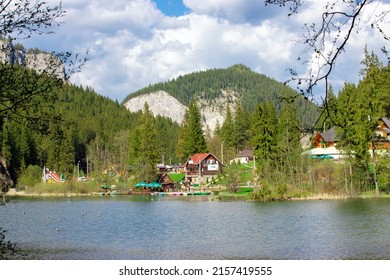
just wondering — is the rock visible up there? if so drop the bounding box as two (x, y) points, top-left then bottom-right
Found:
(0, 39), (65, 80)
(124, 90), (239, 135)
(124, 90), (187, 124)
(25, 53), (65, 80)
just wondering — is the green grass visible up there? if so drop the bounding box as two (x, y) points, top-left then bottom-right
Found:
(19, 180), (103, 195)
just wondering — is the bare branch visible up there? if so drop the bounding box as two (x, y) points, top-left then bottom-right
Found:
(0, 0), (64, 38)
(265, 0), (302, 15)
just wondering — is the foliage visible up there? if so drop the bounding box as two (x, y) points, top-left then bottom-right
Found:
(132, 103), (159, 182)
(224, 163), (241, 193)
(0, 227), (21, 260)
(176, 100), (207, 162)
(123, 64), (319, 128)
(251, 102), (278, 176)
(17, 164), (42, 188)
(376, 156), (390, 193)
(0, 66), (181, 185)
(233, 99), (251, 151)
(266, 0), (389, 101)
(276, 94), (302, 182)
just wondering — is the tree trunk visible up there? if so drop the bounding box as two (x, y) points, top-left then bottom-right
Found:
(0, 154), (14, 204)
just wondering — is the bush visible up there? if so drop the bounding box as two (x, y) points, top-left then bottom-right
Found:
(17, 165), (42, 188)
(0, 227), (22, 260)
(376, 156), (390, 193)
(251, 182), (272, 201)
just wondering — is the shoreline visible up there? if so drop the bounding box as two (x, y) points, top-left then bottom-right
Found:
(5, 189), (389, 201)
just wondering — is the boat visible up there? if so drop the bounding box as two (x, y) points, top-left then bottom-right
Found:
(187, 191), (211, 196)
(151, 191), (211, 196)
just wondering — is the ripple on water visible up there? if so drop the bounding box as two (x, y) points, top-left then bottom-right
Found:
(2, 197), (390, 259)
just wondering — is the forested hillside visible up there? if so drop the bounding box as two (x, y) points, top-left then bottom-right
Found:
(0, 64), (180, 184)
(123, 64), (320, 128)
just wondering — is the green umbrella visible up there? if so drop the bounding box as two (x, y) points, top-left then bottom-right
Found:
(319, 154), (333, 159)
(148, 182), (162, 188)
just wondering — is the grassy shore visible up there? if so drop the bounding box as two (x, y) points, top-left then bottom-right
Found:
(10, 180), (113, 196)
(7, 182), (390, 201)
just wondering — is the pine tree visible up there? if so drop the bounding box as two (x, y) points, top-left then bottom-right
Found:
(220, 103), (235, 161)
(176, 109), (190, 162)
(180, 100), (207, 160)
(276, 97), (302, 180)
(319, 85), (338, 130)
(128, 126), (141, 169)
(251, 102), (278, 177)
(336, 83), (370, 161)
(358, 49), (386, 195)
(59, 129), (75, 178)
(18, 124), (36, 173)
(221, 104), (235, 147)
(136, 103), (159, 182)
(233, 99), (251, 151)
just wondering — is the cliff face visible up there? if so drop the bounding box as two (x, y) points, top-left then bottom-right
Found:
(0, 39), (65, 80)
(125, 90), (188, 124)
(25, 53), (65, 80)
(124, 89), (239, 135)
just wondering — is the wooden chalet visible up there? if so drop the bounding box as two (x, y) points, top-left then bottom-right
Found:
(306, 118), (390, 159)
(313, 127), (339, 148)
(304, 127), (344, 159)
(185, 153), (223, 186)
(373, 117), (390, 150)
(159, 173), (186, 192)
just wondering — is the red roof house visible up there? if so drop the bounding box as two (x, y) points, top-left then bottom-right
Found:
(185, 153), (223, 187)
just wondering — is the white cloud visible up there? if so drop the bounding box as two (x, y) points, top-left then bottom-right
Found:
(19, 0), (390, 102)
(183, 0), (282, 23)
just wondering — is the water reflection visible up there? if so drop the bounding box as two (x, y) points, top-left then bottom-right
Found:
(1, 197), (390, 259)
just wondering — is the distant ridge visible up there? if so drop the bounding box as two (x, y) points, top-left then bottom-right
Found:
(123, 64), (319, 133)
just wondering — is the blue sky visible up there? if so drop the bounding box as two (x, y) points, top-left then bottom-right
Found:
(19, 0), (390, 102)
(153, 0), (189, 16)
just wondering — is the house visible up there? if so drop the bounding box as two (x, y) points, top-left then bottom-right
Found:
(159, 173), (186, 191)
(230, 149), (254, 164)
(185, 153), (223, 186)
(373, 117), (390, 150)
(312, 127), (339, 148)
(304, 127), (344, 160)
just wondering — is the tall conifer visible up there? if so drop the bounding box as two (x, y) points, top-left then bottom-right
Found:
(251, 102), (278, 176)
(179, 100), (207, 160)
(137, 103), (159, 182)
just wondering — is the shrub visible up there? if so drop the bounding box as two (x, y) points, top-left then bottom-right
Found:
(17, 165), (42, 188)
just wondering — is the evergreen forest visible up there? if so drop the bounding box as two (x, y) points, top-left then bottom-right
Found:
(123, 64), (320, 129)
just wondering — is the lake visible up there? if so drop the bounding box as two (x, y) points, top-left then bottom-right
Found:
(1, 195), (390, 259)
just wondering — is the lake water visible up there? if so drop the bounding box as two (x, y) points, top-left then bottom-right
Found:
(1, 195), (390, 260)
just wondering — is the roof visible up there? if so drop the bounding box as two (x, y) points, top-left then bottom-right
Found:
(168, 173), (185, 183)
(189, 153), (210, 165)
(380, 117), (390, 129)
(320, 127), (339, 142)
(237, 149), (253, 158)
(188, 153), (222, 165)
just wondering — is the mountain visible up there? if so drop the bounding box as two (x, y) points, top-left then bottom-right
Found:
(0, 37), (65, 80)
(123, 64), (319, 134)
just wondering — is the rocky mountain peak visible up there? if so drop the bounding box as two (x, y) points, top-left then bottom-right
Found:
(0, 38), (65, 80)
(124, 89), (239, 135)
